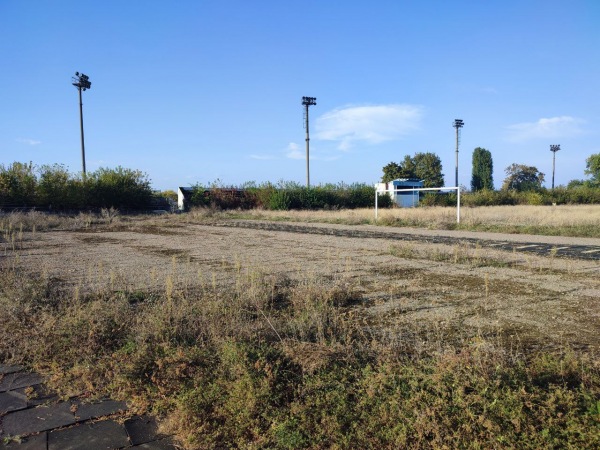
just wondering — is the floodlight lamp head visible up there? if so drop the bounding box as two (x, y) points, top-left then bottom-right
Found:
(72, 72), (91, 90)
(302, 96), (317, 106)
(550, 144), (560, 152)
(453, 119), (464, 128)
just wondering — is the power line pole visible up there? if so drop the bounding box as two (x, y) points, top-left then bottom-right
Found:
(72, 72), (92, 176)
(550, 144), (560, 190)
(453, 119), (464, 188)
(302, 96), (317, 187)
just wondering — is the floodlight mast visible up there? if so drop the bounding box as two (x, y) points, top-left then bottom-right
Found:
(72, 72), (92, 176)
(550, 144), (560, 190)
(302, 96), (317, 187)
(453, 119), (464, 188)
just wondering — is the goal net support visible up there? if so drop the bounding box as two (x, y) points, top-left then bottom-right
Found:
(375, 186), (461, 223)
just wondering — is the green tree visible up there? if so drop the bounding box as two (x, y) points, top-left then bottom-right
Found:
(412, 152), (444, 188)
(471, 147), (494, 191)
(381, 162), (403, 182)
(381, 152), (444, 188)
(501, 164), (545, 191)
(0, 161), (37, 206)
(584, 153), (600, 186)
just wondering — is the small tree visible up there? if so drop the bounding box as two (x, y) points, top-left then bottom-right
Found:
(471, 147), (494, 191)
(501, 164), (545, 191)
(584, 153), (600, 186)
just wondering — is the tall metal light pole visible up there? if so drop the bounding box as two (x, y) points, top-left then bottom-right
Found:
(550, 144), (560, 190)
(302, 96), (317, 187)
(453, 119), (464, 188)
(72, 72), (92, 176)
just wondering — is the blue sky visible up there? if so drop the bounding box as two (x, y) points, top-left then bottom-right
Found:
(1, 0), (599, 191)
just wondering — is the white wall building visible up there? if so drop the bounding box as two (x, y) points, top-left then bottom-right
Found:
(376, 178), (424, 207)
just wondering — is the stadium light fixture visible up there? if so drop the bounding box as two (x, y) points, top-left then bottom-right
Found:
(453, 119), (464, 188)
(550, 144), (560, 190)
(302, 97), (317, 187)
(72, 72), (92, 175)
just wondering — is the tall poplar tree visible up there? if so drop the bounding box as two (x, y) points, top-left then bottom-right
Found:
(471, 147), (494, 191)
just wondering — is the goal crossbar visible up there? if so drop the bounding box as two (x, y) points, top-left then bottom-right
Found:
(375, 186), (461, 223)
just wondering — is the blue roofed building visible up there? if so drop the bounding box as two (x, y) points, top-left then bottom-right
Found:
(376, 178), (424, 208)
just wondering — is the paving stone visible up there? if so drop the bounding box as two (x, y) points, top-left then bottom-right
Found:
(0, 390), (27, 414)
(0, 432), (47, 450)
(72, 399), (127, 421)
(1, 402), (76, 436)
(0, 373), (44, 393)
(124, 415), (162, 445)
(47, 420), (129, 450)
(22, 385), (60, 407)
(131, 437), (176, 449)
(0, 366), (24, 375)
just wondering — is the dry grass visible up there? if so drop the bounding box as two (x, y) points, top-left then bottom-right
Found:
(218, 203), (600, 227)
(3, 204), (599, 237)
(217, 204), (600, 237)
(2, 212), (600, 448)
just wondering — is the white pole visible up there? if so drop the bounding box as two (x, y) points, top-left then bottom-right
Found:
(457, 187), (461, 224)
(375, 188), (378, 221)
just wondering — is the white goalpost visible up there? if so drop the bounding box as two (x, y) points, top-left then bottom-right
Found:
(375, 186), (461, 223)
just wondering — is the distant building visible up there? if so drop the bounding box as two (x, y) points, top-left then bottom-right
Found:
(177, 187), (195, 211)
(177, 186), (247, 211)
(376, 178), (424, 207)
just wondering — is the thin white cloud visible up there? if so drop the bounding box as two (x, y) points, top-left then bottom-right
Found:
(285, 142), (304, 160)
(315, 104), (423, 150)
(16, 138), (41, 146)
(250, 154), (275, 160)
(506, 116), (585, 142)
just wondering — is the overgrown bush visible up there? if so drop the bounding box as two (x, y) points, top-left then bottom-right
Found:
(186, 182), (392, 211)
(0, 162), (154, 210)
(85, 167), (153, 209)
(461, 186), (600, 206)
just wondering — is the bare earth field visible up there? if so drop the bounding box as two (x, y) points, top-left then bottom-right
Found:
(14, 218), (600, 354)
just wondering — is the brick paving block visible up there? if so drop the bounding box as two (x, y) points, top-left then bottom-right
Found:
(124, 415), (163, 445)
(47, 420), (129, 450)
(0, 432), (47, 450)
(131, 436), (176, 449)
(1, 402), (76, 436)
(0, 365), (24, 375)
(0, 373), (44, 393)
(22, 385), (60, 407)
(72, 399), (127, 421)
(0, 390), (27, 414)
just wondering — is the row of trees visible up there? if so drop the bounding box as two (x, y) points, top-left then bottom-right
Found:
(0, 162), (154, 209)
(471, 147), (546, 192)
(381, 152), (444, 187)
(383, 149), (600, 193)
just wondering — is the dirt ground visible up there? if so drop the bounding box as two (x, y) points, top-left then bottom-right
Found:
(10, 218), (600, 353)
